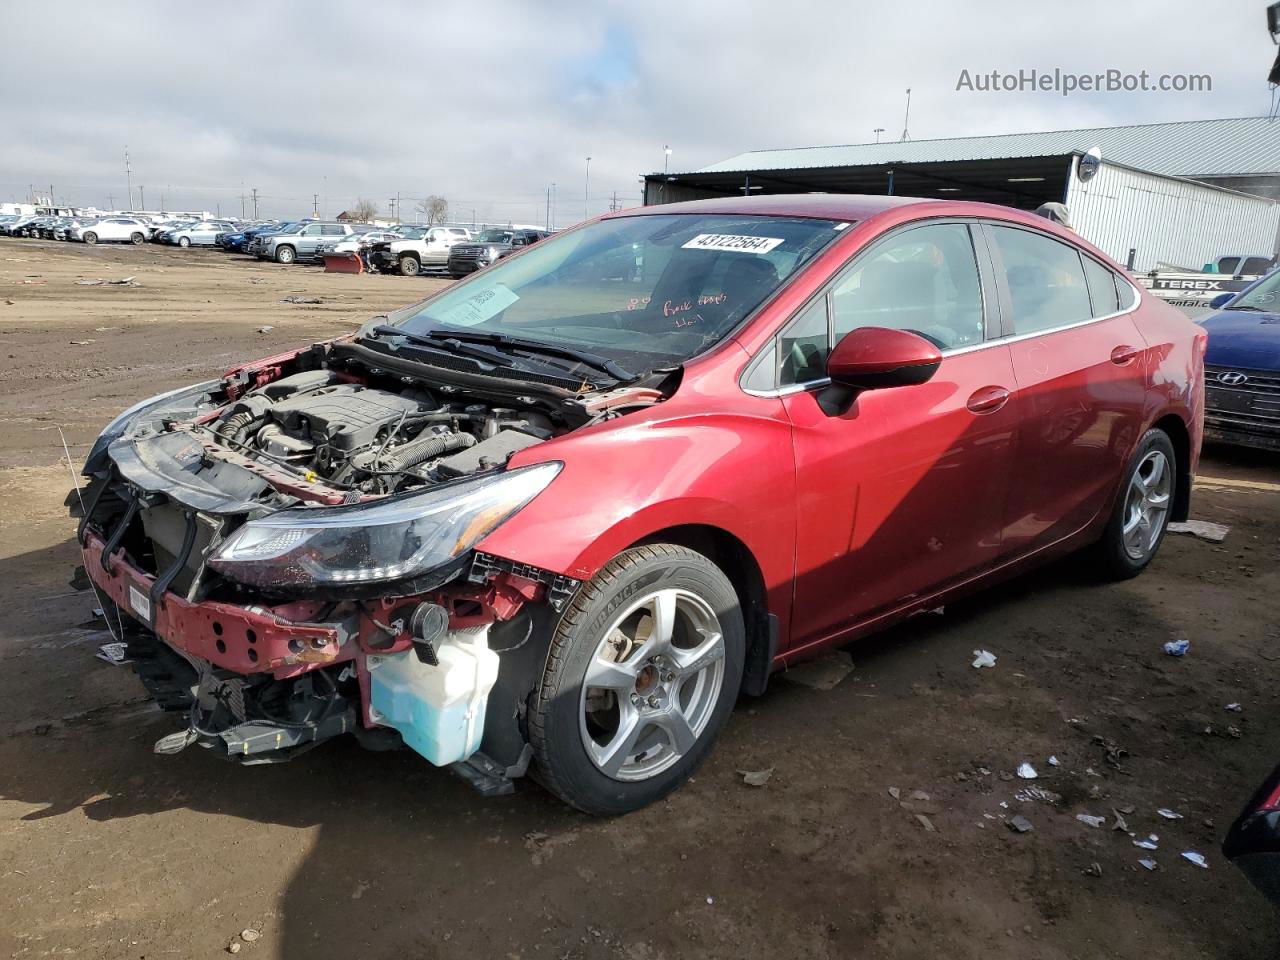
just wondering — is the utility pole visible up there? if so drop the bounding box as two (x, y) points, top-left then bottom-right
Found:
(313, 193), (319, 217)
(239, 191), (246, 219)
(900, 88), (912, 142)
(124, 145), (132, 210)
(874, 127), (885, 143)
(550, 182), (556, 230)
(106, 193), (114, 209)
(584, 156), (591, 221)
(545, 186), (551, 231)
(664, 145), (672, 174)
(49, 185), (55, 208)
(139, 185), (145, 209)
(610, 190), (619, 212)
(251, 188), (259, 220)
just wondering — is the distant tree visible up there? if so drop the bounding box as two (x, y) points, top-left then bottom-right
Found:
(417, 195), (449, 225)
(350, 198), (379, 222)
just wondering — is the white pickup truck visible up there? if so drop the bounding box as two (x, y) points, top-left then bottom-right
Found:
(1137, 254), (1277, 309)
(369, 226), (469, 276)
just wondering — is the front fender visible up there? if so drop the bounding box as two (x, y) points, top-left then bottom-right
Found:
(474, 403), (797, 630)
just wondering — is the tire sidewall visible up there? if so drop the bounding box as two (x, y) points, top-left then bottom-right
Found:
(177, 236), (189, 247)
(84, 232), (97, 244)
(535, 548), (745, 815)
(132, 233), (144, 244)
(1102, 427), (1177, 577)
(276, 245), (295, 264)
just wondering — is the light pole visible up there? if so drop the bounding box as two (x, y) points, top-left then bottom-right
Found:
(874, 128), (885, 143)
(664, 145), (672, 174)
(584, 156), (591, 221)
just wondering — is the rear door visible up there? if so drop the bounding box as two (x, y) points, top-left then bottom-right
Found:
(985, 223), (1148, 557)
(772, 220), (1021, 648)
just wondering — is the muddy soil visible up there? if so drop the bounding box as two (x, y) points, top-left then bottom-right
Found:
(1, 237), (1278, 960)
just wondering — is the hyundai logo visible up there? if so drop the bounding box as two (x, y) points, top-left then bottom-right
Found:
(1217, 371), (1249, 386)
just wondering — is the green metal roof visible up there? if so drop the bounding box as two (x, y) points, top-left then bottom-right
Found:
(694, 117), (1280, 179)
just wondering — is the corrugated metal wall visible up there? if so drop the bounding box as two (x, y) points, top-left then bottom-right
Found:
(1067, 158), (1280, 272)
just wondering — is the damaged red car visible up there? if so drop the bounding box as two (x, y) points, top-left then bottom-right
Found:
(72, 195), (1205, 814)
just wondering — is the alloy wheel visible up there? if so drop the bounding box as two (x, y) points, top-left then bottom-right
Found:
(579, 588), (726, 782)
(1121, 449), (1172, 561)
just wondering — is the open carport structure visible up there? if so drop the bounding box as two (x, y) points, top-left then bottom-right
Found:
(644, 117), (1280, 271)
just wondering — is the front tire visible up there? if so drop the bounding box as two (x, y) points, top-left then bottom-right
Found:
(177, 236), (190, 248)
(132, 232), (145, 245)
(84, 232), (98, 245)
(530, 544), (745, 815)
(1096, 427), (1176, 579)
(398, 254), (421, 276)
(275, 245), (296, 264)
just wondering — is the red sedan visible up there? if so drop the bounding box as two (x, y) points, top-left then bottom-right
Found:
(75, 194), (1204, 814)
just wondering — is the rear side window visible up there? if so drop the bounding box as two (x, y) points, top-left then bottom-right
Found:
(322, 224), (346, 236)
(1081, 255), (1120, 317)
(990, 226), (1091, 335)
(1116, 274), (1136, 310)
(1217, 257), (1241, 274)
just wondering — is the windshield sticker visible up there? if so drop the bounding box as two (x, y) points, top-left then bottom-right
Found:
(681, 234), (785, 255)
(436, 283), (520, 326)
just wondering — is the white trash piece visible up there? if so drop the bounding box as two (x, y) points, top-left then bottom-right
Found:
(367, 624), (499, 766)
(971, 649), (997, 669)
(1016, 762), (1038, 780)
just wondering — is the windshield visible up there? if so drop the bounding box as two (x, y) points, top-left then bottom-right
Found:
(1232, 269), (1280, 312)
(388, 213), (844, 368)
(475, 230), (514, 243)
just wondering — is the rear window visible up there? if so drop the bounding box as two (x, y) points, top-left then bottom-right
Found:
(1081, 255), (1120, 317)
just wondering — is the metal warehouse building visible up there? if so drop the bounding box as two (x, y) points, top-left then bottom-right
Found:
(643, 117), (1280, 272)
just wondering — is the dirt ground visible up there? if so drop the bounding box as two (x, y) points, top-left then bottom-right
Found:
(1, 237), (1278, 960)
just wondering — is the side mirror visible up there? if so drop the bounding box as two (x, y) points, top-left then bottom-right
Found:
(1208, 293), (1234, 310)
(819, 327), (942, 416)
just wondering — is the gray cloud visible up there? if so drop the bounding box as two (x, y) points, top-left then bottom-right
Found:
(0, 0), (1270, 223)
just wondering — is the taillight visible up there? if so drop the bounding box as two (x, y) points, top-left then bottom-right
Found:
(1259, 781), (1280, 812)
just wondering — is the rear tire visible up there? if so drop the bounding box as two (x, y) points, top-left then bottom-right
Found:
(1096, 427), (1176, 580)
(275, 245), (296, 264)
(529, 544), (745, 815)
(398, 254), (421, 276)
(84, 232), (98, 245)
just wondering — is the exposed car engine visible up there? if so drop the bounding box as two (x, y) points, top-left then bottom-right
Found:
(204, 370), (556, 495)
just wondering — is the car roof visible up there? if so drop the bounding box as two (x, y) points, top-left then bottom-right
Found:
(608, 193), (1066, 227)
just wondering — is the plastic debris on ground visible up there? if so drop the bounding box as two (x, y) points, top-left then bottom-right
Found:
(1156, 808), (1183, 820)
(1163, 638), (1190, 657)
(280, 295), (322, 304)
(739, 768), (773, 787)
(1134, 835), (1159, 850)
(888, 786), (901, 800)
(1167, 520), (1229, 543)
(1075, 813), (1106, 828)
(1015, 786), (1061, 805)
(781, 651), (854, 691)
(1016, 762), (1038, 780)
(1047, 755), (1060, 766)
(1138, 858), (1158, 871)
(914, 814), (936, 832)
(1008, 815), (1033, 833)
(1181, 851), (1209, 869)
(1111, 810), (1129, 832)
(1083, 862), (1103, 877)
(95, 642), (131, 666)
(1226, 703), (1243, 712)
(971, 649), (997, 669)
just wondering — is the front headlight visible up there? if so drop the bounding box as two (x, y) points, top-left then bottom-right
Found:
(83, 379), (223, 474)
(208, 461), (561, 589)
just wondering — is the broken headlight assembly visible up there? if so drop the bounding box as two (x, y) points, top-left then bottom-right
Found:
(208, 461), (561, 588)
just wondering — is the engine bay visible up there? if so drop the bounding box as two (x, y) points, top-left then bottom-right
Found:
(204, 369), (556, 496)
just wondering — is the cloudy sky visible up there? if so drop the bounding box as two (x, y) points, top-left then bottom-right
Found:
(0, 0), (1273, 225)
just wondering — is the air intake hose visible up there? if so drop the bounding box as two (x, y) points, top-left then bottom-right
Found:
(363, 431), (476, 474)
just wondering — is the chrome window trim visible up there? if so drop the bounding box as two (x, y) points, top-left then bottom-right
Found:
(740, 245), (1143, 399)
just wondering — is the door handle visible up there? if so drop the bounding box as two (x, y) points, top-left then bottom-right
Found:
(966, 385), (1011, 414)
(1110, 345), (1139, 365)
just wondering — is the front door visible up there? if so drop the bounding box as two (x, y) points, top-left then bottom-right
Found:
(780, 221), (1020, 649)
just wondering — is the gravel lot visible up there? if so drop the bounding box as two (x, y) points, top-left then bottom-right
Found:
(1, 238), (1278, 960)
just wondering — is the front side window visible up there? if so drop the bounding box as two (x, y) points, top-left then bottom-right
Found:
(989, 226), (1091, 335)
(831, 223), (984, 351)
(387, 214), (843, 369)
(1242, 257), (1274, 276)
